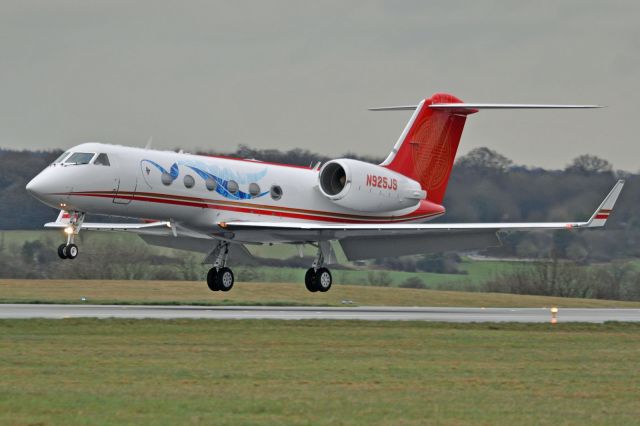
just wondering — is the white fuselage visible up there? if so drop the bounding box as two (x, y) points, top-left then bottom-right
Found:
(27, 143), (442, 236)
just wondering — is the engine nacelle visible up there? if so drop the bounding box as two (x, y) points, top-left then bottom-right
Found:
(317, 159), (426, 212)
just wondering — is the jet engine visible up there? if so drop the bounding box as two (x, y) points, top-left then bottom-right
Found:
(317, 159), (426, 212)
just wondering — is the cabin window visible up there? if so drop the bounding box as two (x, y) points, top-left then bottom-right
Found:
(270, 185), (283, 200)
(249, 183), (261, 197)
(227, 180), (239, 194)
(161, 172), (173, 186)
(94, 153), (110, 166)
(184, 174), (195, 188)
(64, 152), (95, 165)
(205, 177), (217, 191)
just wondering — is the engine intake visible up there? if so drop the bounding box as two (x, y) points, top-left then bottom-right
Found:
(318, 159), (425, 212)
(319, 162), (347, 196)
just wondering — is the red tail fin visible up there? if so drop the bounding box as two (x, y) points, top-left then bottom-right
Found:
(382, 93), (474, 205)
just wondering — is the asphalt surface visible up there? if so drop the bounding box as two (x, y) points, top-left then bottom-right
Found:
(1, 304), (640, 322)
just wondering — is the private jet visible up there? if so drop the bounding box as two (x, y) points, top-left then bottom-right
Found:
(26, 93), (623, 293)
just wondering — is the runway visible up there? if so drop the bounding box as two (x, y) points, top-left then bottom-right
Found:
(1, 304), (640, 322)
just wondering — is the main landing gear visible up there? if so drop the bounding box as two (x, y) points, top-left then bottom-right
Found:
(304, 244), (333, 293)
(203, 241), (333, 294)
(206, 241), (235, 292)
(57, 212), (84, 260)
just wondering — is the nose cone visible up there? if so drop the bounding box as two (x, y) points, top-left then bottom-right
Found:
(26, 176), (40, 195)
(26, 171), (58, 207)
(26, 174), (43, 196)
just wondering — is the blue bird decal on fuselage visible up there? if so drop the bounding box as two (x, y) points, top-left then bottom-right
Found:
(140, 159), (269, 200)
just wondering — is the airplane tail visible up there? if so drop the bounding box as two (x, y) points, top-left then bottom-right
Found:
(380, 93), (472, 205)
(377, 93), (602, 205)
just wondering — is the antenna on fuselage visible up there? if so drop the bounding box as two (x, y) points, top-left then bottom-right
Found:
(144, 137), (153, 149)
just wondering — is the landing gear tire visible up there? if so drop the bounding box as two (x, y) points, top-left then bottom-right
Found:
(217, 267), (234, 292)
(57, 244), (68, 260)
(205, 242), (234, 293)
(66, 244), (78, 259)
(57, 244), (78, 260)
(305, 268), (318, 292)
(304, 267), (332, 292)
(207, 267), (234, 292)
(207, 268), (220, 291)
(315, 267), (332, 293)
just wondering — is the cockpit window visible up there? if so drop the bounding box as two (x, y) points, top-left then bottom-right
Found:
(94, 153), (110, 166)
(53, 151), (70, 164)
(64, 152), (95, 165)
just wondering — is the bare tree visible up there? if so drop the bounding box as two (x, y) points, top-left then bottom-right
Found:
(565, 154), (613, 174)
(455, 147), (513, 171)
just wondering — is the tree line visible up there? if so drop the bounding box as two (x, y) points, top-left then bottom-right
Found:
(1, 146), (638, 262)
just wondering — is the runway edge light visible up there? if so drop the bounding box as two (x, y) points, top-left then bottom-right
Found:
(550, 306), (559, 324)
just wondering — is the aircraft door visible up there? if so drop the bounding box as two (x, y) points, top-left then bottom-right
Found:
(113, 177), (137, 204)
(112, 154), (138, 204)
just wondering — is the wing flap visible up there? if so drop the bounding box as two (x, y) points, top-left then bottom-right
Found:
(138, 235), (257, 264)
(340, 231), (500, 261)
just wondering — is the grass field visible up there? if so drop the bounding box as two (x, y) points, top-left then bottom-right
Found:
(1, 319), (639, 425)
(2, 279), (640, 308)
(234, 260), (516, 289)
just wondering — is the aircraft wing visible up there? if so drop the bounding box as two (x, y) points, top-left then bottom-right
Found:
(45, 220), (172, 233)
(220, 180), (624, 260)
(45, 222), (172, 232)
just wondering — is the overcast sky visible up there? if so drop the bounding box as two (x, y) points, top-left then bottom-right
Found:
(1, 1), (638, 170)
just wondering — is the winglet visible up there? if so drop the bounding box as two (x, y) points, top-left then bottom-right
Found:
(586, 180), (625, 227)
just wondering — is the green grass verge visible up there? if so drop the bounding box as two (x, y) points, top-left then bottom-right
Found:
(1, 319), (639, 425)
(0, 298), (326, 307)
(221, 258), (546, 289)
(2, 279), (640, 308)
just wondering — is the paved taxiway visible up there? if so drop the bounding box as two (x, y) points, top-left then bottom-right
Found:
(1, 304), (640, 322)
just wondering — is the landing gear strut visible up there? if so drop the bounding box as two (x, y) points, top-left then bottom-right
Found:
(305, 243), (333, 293)
(57, 212), (84, 260)
(206, 241), (235, 292)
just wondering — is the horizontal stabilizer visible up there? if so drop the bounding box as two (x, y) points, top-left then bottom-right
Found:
(369, 104), (603, 111)
(431, 103), (603, 109)
(368, 105), (419, 111)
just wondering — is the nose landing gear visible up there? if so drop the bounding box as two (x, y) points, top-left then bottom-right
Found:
(57, 212), (84, 260)
(57, 243), (79, 260)
(206, 241), (235, 292)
